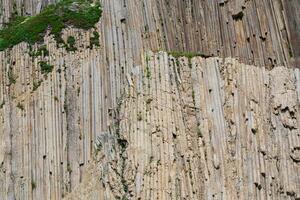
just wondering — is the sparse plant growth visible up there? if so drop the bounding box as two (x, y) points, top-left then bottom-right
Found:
(31, 180), (36, 190)
(0, 101), (5, 108)
(197, 128), (202, 138)
(0, 0), (102, 51)
(145, 65), (151, 79)
(65, 36), (77, 52)
(77, 87), (80, 96)
(94, 136), (102, 153)
(17, 102), (24, 111)
(145, 54), (150, 63)
(63, 103), (68, 115)
(33, 80), (43, 91)
(232, 11), (244, 21)
(89, 31), (100, 49)
(117, 139), (128, 149)
(39, 61), (54, 74)
(146, 98), (153, 104)
(8, 71), (17, 85)
(192, 90), (195, 103)
(289, 46), (294, 58)
(54, 96), (59, 101)
(168, 51), (211, 59)
(137, 112), (142, 121)
(67, 163), (72, 173)
(29, 45), (49, 57)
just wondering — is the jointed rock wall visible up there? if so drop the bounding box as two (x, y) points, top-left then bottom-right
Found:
(0, 0), (299, 199)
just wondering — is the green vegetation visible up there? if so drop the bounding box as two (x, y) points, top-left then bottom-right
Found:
(29, 45), (49, 57)
(67, 163), (72, 173)
(168, 51), (211, 59)
(54, 96), (59, 101)
(137, 112), (143, 121)
(39, 61), (53, 74)
(0, 101), (5, 109)
(31, 180), (37, 190)
(33, 80), (43, 91)
(89, 31), (100, 49)
(17, 102), (24, 110)
(65, 36), (77, 51)
(197, 128), (202, 138)
(169, 51), (212, 71)
(8, 71), (17, 85)
(0, 0), (102, 51)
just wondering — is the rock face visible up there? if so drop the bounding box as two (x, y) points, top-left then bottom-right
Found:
(0, 0), (299, 200)
(64, 53), (300, 200)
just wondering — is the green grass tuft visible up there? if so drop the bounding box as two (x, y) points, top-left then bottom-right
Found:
(39, 61), (54, 74)
(0, 0), (102, 51)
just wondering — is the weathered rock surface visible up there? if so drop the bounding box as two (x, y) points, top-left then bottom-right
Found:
(1, 0), (300, 67)
(0, 0), (299, 199)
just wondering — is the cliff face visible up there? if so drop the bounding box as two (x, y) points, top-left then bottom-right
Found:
(0, 0), (299, 200)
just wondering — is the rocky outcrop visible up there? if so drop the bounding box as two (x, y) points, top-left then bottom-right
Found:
(0, 0), (299, 199)
(65, 52), (300, 199)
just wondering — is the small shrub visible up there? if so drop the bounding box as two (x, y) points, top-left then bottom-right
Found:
(89, 31), (100, 49)
(39, 61), (53, 74)
(66, 36), (77, 52)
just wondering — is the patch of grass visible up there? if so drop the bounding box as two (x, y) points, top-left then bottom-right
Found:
(89, 31), (100, 49)
(39, 61), (53, 74)
(0, 0), (102, 51)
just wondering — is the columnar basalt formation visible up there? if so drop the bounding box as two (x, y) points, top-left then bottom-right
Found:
(0, 0), (299, 200)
